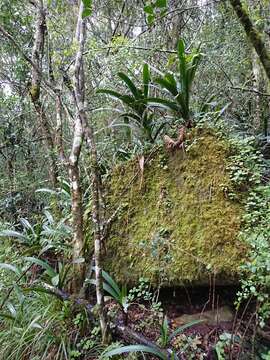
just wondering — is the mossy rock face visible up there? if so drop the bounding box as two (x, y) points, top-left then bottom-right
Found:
(105, 128), (247, 286)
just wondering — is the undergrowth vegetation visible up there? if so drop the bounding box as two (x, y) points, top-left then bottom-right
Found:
(0, 0), (270, 358)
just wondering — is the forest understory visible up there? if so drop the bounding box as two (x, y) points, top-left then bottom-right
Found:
(0, 0), (270, 359)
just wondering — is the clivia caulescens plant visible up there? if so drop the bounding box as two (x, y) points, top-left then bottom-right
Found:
(97, 39), (203, 147)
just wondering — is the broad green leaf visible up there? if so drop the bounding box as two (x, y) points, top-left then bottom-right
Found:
(82, 8), (91, 18)
(103, 283), (120, 301)
(155, 0), (167, 8)
(169, 319), (204, 341)
(146, 97), (179, 112)
(44, 210), (54, 225)
(24, 257), (57, 278)
(118, 72), (140, 99)
(82, 0), (92, 18)
(0, 230), (28, 242)
(96, 89), (134, 105)
(20, 218), (33, 232)
(6, 302), (17, 318)
(89, 279), (120, 301)
(102, 345), (168, 360)
(14, 284), (25, 304)
(155, 77), (178, 96)
(147, 14), (155, 25)
(29, 316), (43, 329)
(0, 263), (22, 276)
(102, 270), (121, 295)
(143, 5), (154, 14)
(143, 64), (150, 98)
(120, 112), (142, 123)
(82, 0), (91, 6)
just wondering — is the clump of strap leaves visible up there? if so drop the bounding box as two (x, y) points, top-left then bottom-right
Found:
(97, 39), (203, 149)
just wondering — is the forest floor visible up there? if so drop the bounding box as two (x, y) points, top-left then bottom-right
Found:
(103, 285), (268, 360)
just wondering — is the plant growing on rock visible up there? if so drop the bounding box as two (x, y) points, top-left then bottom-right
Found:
(148, 39), (202, 126)
(147, 39), (203, 150)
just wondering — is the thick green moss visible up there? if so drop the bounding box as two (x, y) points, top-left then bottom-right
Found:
(104, 128), (247, 286)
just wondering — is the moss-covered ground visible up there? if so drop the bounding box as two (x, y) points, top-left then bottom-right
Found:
(104, 127), (247, 286)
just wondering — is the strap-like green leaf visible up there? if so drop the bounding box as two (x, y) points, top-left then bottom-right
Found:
(169, 319), (204, 341)
(118, 72), (141, 99)
(0, 230), (28, 242)
(143, 63), (150, 98)
(0, 263), (22, 277)
(24, 257), (57, 278)
(155, 77), (178, 97)
(97, 89), (135, 108)
(102, 345), (168, 360)
(147, 97), (180, 112)
(102, 270), (121, 295)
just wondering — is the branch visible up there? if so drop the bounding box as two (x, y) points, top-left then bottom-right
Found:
(0, 24), (54, 92)
(107, 0), (127, 55)
(230, 85), (270, 97)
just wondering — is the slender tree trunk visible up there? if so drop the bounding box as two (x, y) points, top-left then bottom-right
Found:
(229, 0), (270, 80)
(30, 0), (59, 188)
(252, 48), (264, 133)
(84, 125), (109, 344)
(71, 1), (109, 342)
(69, 2), (86, 293)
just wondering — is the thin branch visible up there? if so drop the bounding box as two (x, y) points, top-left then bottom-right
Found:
(230, 86), (270, 97)
(107, 0), (126, 55)
(0, 24), (55, 92)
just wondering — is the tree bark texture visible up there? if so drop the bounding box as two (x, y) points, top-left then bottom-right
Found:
(229, 0), (270, 80)
(75, 2), (108, 342)
(30, 0), (59, 188)
(69, 1), (86, 293)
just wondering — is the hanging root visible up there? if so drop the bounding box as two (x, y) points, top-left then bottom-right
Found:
(164, 126), (186, 151)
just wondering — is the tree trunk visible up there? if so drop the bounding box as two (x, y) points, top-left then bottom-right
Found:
(84, 124), (109, 344)
(69, 2), (87, 293)
(71, 1), (109, 342)
(252, 48), (264, 133)
(30, 0), (59, 188)
(229, 0), (270, 80)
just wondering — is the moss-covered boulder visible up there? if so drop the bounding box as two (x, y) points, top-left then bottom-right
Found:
(105, 128), (247, 286)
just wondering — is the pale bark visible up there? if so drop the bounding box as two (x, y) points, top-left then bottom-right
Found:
(69, 2), (86, 293)
(252, 48), (264, 133)
(71, 1), (108, 342)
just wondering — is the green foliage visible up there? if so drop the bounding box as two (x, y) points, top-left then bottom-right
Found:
(25, 256), (71, 288)
(101, 344), (174, 360)
(90, 270), (129, 313)
(82, 0), (92, 18)
(226, 137), (263, 197)
(102, 270), (129, 313)
(0, 291), (72, 360)
(214, 332), (240, 360)
(143, 0), (168, 25)
(236, 184), (270, 327)
(171, 333), (205, 359)
(148, 39), (203, 123)
(97, 64), (164, 143)
(158, 316), (202, 348)
(128, 277), (153, 302)
(0, 210), (72, 255)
